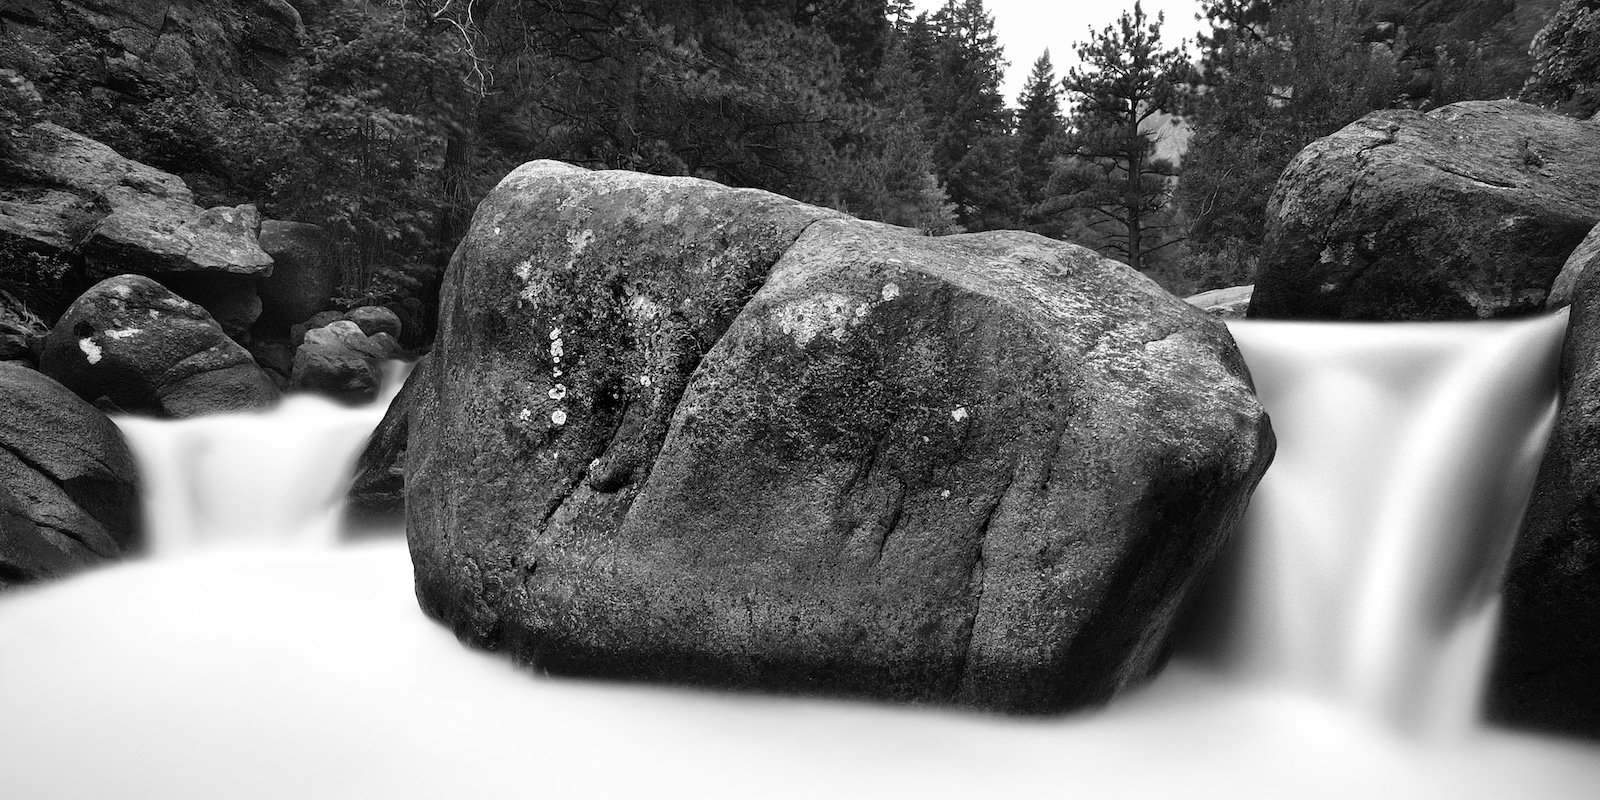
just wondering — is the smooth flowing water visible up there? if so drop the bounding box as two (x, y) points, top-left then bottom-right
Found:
(2, 317), (1599, 799)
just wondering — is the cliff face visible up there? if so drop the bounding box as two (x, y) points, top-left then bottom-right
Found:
(1, 0), (305, 99)
(0, 0), (307, 204)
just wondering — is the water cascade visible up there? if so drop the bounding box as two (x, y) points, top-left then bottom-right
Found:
(2, 318), (1599, 799)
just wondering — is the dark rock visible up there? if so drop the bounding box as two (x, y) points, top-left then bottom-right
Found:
(39, 274), (279, 417)
(347, 355), (433, 530)
(344, 305), (401, 339)
(0, 361), (141, 588)
(406, 161), (1274, 713)
(245, 337), (294, 390)
(1249, 100), (1600, 321)
(1547, 221), (1600, 309)
(289, 320), (403, 405)
(255, 219), (336, 336)
(157, 271), (263, 339)
(1186, 285), (1254, 319)
(1489, 266), (1600, 740)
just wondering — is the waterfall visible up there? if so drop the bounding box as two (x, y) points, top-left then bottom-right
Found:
(1189, 312), (1565, 735)
(111, 363), (411, 555)
(2, 317), (1599, 799)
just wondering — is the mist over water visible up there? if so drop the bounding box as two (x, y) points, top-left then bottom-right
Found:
(3, 320), (1600, 798)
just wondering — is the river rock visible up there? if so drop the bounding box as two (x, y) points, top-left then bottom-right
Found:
(1489, 266), (1600, 739)
(344, 305), (402, 339)
(406, 161), (1275, 713)
(256, 220), (336, 335)
(1186, 285), (1254, 319)
(347, 355), (433, 529)
(289, 320), (403, 404)
(39, 274), (279, 417)
(1249, 100), (1600, 321)
(0, 361), (141, 588)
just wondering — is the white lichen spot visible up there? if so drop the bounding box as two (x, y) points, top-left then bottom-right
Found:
(639, 375), (652, 387)
(494, 226), (503, 236)
(553, 368), (563, 378)
(550, 338), (565, 358)
(775, 293), (870, 347)
(880, 282), (901, 302)
(147, 309), (159, 319)
(951, 406), (969, 422)
(551, 409), (568, 426)
(78, 338), (102, 364)
(940, 489), (951, 499)
(111, 283), (133, 299)
(548, 384), (568, 401)
(104, 328), (142, 340)
(565, 228), (595, 269)
(549, 327), (562, 341)
(517, 408), (533, 422)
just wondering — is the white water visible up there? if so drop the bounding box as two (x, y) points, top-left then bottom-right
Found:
(2, 319), (1599, 799)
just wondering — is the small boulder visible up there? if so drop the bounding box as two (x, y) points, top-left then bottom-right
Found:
(344, 305), (401, 339)
(289, 320), (404, 405)
(0, 361), (142, 588)
(1186, 285), (1254, 319)
(1250, 100), (1600, 320)
(290, 310), (345, 346)
(39, 274), (279, 417)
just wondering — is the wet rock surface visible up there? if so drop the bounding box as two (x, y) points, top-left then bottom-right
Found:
(1249, 100), (1600, 321)
(39, 274), (279, 417)
(406, 161), (1274, 713)
(1490, 267), (1600, 740)
(0, 361), (141, 588)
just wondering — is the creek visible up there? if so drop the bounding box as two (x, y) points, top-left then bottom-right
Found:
(1, 315), (1598, 798)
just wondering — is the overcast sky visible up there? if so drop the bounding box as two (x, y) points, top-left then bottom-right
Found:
(909, 0), (1208, 104)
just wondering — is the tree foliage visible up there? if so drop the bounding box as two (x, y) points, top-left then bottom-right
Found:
(1058, 2), (1188, 273)
(1522, 0), (1600, 117)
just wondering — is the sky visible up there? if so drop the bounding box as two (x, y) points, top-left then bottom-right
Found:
(909, 0), (1209, 104)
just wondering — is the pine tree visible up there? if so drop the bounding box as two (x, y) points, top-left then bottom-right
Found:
(1522, 0), (1600, 117)
(1013, 50), (1066, 235)
(915, 0), (1012, 230)
(1059, 2), (1188, 273)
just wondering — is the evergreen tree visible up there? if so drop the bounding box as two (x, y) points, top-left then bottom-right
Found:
(1014, 50), (1067, 235)
(1059, 2), (1188, 273)
(915, 0), (1012, 230)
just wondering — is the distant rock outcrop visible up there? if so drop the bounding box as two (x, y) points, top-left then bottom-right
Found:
(1249, 100), (1600, 321)
(405, 161), (1274, 713)
(0, 361), (141, 588)
(1186, 285), (1254, 319)
(39, 274), (278, 417)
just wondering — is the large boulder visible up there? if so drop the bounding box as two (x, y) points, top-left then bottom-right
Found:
(39, 274), (279, 417)
(0, 123), (274, 321)
(1249, 100), (1600, 321)
(406, 161), (1275, 713)
(1489, 266), (1600, 739)
(0, 361), (141, 588)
